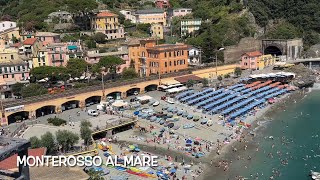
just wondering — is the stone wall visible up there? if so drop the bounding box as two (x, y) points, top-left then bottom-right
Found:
(224, 37), (261, 63)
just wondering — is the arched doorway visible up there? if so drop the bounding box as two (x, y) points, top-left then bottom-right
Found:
(61, 100), (80, 111)
(126, 88), (140, 96)
(264, 46), (282, 56)
(85, 96), (101, 106)
(35, 106), (56, 118)
(106, 91), (122, 100)
(144, 84), (158, 92)
(7, 111), (29, 124)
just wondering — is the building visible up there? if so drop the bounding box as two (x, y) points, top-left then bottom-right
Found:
(240, 51), (263, 70)
(91, 11), (125, 40)
(172, 8), (192, 17)
(35, 32), (61, 45)
(119, 10), (136, 23)
(134, 9), (167, 26)
(33, 42), (83, 67)
(85, 47), (129, 73)
(0, 26), (20, 49)
(128, 39), (189, 76)
(45, 11), (73, 23)
(0, 21), (16, 32)
(259, 54), (275, 69)
(188, 47), (201, 65)
(150, 23), (163, 39)
(155, 0), (170, 9)
(19, 38), (42, 59)
(180, 19), (201, 37)
(0, 58), (30, 99)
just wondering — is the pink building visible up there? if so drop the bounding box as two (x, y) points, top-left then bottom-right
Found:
(0, 60), (29, 99)
(47, 43), (68, 67)
(155, 0), (170, 9)
(35, 32), (61, 45)
(85, 49), (130, 73)
(240, 51), (262, 70)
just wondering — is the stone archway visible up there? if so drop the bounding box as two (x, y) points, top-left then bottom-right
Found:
(106, 91), (122, 100)
(264, 46), (283, 56)
(85, 96), (101, 106)
(7, 111), (29, 124)
(126, 88), (140, 96)
(61, 100), (80, 111)
(35, 105), (56, 118)
(144, 84), (158, 92)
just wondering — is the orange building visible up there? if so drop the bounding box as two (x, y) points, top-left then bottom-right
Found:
(128, 39), (189, 77)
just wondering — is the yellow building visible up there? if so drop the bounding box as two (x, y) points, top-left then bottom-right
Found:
(135, 9), (167, 26)
(0, 48), (20, 61)
(259, 54), (275, 70)
(91, 11), (125, 40)
(0, 27), (20, 49)
(150, 23), (163, 39)
(32, 47), (49, 67)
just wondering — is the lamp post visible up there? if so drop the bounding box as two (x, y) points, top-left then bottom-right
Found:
(101, 67), (106, 100)
(215, 48), (225, 77)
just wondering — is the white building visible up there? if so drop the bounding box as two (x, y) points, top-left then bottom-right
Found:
(180, 19), (201, 37)
(188, 47), (201, 65)
(0, 21), (17, 32)
(120, 10), (137, 23)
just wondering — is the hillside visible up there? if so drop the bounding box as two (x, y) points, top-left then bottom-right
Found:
(0, 0), (319, 60)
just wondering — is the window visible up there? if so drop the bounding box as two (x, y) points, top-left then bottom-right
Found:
(174, 61), (176, 66)
(164, 52), (167, 57)
(182, 50), (184, 55)
(12, 74), (14, 78)
(169, 52), (171, 57)
(10, 55), (13, 60)
(251, 62), (255, 65)
(60, 54), (62, 60)
(3, 75), (8, 78)
(169, 61), (172, 66)
(165, 62), (167, 67)
(22, 73), (24, 77)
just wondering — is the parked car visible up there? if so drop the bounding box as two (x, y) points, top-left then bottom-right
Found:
(134, 91), (139, 96)
(88, 109), (99, 116)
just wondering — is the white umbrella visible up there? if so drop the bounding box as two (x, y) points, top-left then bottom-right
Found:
(80, 76), (85, 80)
(69, 77), (74, 81)
(38, 79), (46, 82)
(85, 76), (89, 79)
(74, 77), (79, 80)
(44, 77), (49, 81)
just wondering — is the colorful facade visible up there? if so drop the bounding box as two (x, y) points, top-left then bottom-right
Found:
(35, 32), (61, 45)
(91, 11), (125, 40)
(85, 48), (130, 73)
(128, 39), (189, 77)
(0, 27), (20, 49)
(240, 51), (263, 70)
(155, 0), (170, 9)
(150, 23), (164, 39)
(134, 9), (167, 26)
(172, 8), (192, 17)
(180, 19), (201, 37)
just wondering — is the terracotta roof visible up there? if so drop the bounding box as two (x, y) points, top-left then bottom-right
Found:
(0, 148), (46, 170)
(11, 42), (21, 48)
(174, 75), (202, 83)
(243, 51), (262, 57)
(23, 38), (38, 45)
(96, 12), (118, 17)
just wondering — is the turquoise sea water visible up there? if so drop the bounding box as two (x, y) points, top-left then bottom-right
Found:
(212, 90), (320, 180)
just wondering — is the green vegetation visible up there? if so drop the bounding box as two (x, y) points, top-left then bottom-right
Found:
(20, 84), (47, 98)
(56, 130), (79, 153)
(66, 58), (89, 78)
(122, 68), (139, 80)
(11, 82), (24, 96)
(47, 117), (67, 126)
(217, 75), (223, 81)
(80, 120), (93, 148)
(202, 78), (209, 87)
(94, 56), (124, 74)
(186, 80), (195, 88)
(234, 67), (242, 77)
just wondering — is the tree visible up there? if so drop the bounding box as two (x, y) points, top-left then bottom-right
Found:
(30, 136), (42, 149)
(136, 23), (151, 33)
(202, 78), (209, 87)
(224, 73), (231, 78)
(30, 66), (68, 82)
(80, 120), (93, 148)
(217, 75), (223, 81)
(92, 33), (106, 44)
(186, 80), (195, 88)
(234, 67), (242, 77)
(122, 68), (138, 79)
(95, 56), (124, 74)
(20, 84), (47, 98)
(11, 82), (24, 96)
(66, 58), (89, 78)
(56, 130), (79, 153)
(85, 39), (96, 49)
(41, 132), (56, 154)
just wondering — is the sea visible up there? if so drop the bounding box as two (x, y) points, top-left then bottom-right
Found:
(206, 89), (320, 180)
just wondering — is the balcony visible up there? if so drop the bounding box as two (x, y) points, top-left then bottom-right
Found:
(51, 59), (64, 62)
